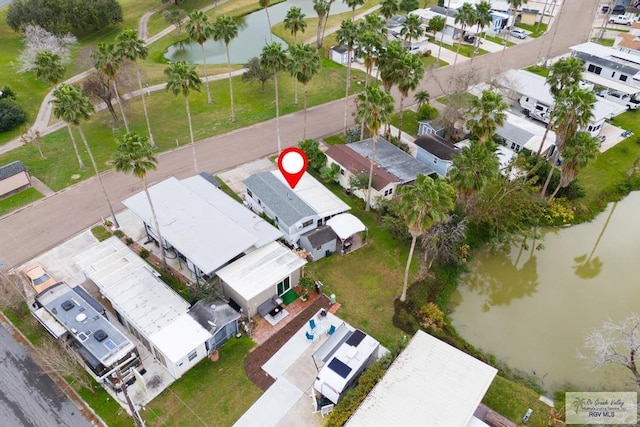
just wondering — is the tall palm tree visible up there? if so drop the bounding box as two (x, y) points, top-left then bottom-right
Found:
(379, 0), (399, 20)
(356, 29), (385, 141)
(540, 87), (596, 195)
(284, 6), (307, 43)
(465, 90), (509, 143)
(186, 10), (214, 105)
(260, 42), (288, 154)
(345, 0), (365, 21)
(259, 0), (273, 41)
(212, 15), (239, 122)
(448, 140), (500, 212)
(536, 57), (585, 155)
(33, 51), (65, 84)
(354, 85), (395, 211)
(400, 14), (424, 50)
(397, 52), (425, 141)
(52, 84), (119, 227)
(113, 131), (165, 268)
(165, 61), (202, 173)
(288, 44), (321, 140)
(336, 19), (358, 136)
(378, 41), (404, 136)
(549, 131), (599, 200)
(472, 0), (493, 54)
(453, 2), (477, 69)
(92, 42), (127, 130)
(414, 90), (430, 109)
(115, 29), (154, 146)
(428, 15), (446, 65)
(313, 0), (331, 49)
(398, 175), (455, 302)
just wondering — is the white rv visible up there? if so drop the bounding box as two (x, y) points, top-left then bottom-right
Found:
(519, 95), (551, 124)
(596, 90), (640, 110)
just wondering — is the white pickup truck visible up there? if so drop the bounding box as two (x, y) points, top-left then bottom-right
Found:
(608, 15), (632, 25)
(597, 90), (640, 110)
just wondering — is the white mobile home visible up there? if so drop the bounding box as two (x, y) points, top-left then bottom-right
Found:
(571, 42), (640, 90)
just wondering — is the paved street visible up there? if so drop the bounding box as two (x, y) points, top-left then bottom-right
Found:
(0, 320), (93, 427)
(0, 0), (600, 269)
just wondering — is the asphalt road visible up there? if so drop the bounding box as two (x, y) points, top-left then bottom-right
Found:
(0, 0), (600, 270)
(0, 322), (92, 427)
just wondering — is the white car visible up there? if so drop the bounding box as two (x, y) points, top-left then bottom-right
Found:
(510, 28), (528, 39)
(609, 15), (632, 25)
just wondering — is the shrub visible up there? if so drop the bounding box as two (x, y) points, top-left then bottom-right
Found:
(139, 248), (150, 259)
(113, 229), (124, 238)
(90, 225), (111, 242)
(417, 103), (438, 121)
(422, 49), (432, 57)
(0, 99), (28, 132)
(298, 139), (326, 172)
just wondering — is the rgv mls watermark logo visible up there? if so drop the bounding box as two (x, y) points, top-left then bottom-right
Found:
(566, 392), (637, 425)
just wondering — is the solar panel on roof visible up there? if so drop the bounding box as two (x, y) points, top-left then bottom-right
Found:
(328, 358), (352, 379)
(346, 329), (366, 347)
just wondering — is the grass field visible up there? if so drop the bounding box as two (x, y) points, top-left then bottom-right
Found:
(0, 187), (43, 217)
(515, 22), (548, 38)
(483, 376), (552, 427)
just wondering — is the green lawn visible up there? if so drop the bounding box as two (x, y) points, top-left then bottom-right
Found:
(525, 65), (550, 78)
(431, 39), (489, 58)
(0, 187), (43, 217)
(483, 376), (552, 426)
(145, 337), (262, 426)
(594, 37), (615, 47)
(390, 110), (419, 138)
(515, 22), (548, 38)
(483, 34), (515, 47)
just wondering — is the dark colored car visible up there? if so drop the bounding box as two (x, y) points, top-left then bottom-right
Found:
(463, 34), (476, 43)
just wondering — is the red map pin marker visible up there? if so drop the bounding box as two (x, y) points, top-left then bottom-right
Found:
(278, 148), (308, 189)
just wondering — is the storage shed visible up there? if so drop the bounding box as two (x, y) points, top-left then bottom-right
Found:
(0, 161), (30, 199)
(298, 226), (338, 261)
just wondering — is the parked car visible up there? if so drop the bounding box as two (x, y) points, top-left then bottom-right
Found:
(597, 90), (640, 110)
(463, 34), (476, 43)
(510, 28), (528, 39)
(608, 15), (632, 25)
(613, 4), (626, 14)
(22, 262), (58, 293)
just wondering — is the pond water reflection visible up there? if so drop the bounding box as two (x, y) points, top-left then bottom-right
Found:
(165, 0), (351, 65)
(450, 192), (640, 392)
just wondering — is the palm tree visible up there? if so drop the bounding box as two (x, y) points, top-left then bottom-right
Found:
(165, 61), (202, 173)
(212, 15), (239, 122)
(115, 29), (154, 146)
(414, 90), (430, 109)
(379, 0), (399, 20)
(356, 28), (386, 141)
(336, 19), (358, 136)
(186, 10), (214, 105)
(400, 14), (424, 51)
(472, 0), (493, 54)
(92, 42), (127, 130)
(33, 51), (65, 84)
(549, 131), (599, 200)
(260, 42), (288, 154)
(465, 90), (509, 143)
(536, 57), (585, 156)
(345, 0), (365, 21)
(313, 0), (331, 49)
(540, 87), (596, 195)
(397, 52), (425, 141)
(52, 84), (119, 228)
(259, 0), (274, 41)
(378, 40), (405, 93)
(428, 15), (446, 65)
(398, 175), (455, 302)
(354, 85), (395, 211)
(288, 44), (321, 140)
(453, 2), (477, 69)
(448, 140), (500, 212)
(113, 131), (166, 268)
(284, 6), (307, 44)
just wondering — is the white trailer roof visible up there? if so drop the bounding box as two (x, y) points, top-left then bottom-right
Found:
(216, 241), (306, 301)
(270, 171), (350, 219)
(149, 313), (211, 363)
(346, 331), (497, 427)
(123, 177), (265, 275)
(582, 72), (640, 95)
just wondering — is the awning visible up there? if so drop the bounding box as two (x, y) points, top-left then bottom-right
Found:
(327, 214), (366, 240)
(582, 72), (639, 95)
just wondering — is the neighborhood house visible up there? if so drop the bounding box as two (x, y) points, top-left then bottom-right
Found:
(414, 133), (462, 177)
(0, 160), (31, 200)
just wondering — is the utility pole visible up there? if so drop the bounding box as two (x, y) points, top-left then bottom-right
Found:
(115, 368), (145, 427)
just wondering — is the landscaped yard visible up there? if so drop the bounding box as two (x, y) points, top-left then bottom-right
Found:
(525, 65), (550, 77)
(483, 376), (552, 427)
(431, 39), (489, 58)
(515, 22), (548, 38)
(0, 187), (43, 217)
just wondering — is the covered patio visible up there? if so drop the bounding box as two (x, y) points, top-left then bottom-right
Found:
(326, 213), (367, 255)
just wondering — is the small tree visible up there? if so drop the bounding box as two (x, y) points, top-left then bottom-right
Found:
(0, 99), (27, 132)
(33, 50), (65, 84)
(163, 9), (188, 35)
(320, 163), (340, 182)
(18, 25), (76, 73)
(427, 15), (446, 63)
(298, 139), (326, 171)
(242, 57), (273, 92)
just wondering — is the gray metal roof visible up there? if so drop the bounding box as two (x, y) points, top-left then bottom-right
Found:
(495, 121), (535, 146)
(414, 134), (461, 161)
(348, 138), (436, 183)
(574, 51), (640, 76)
(302, 225), (337, 247)
(0, 161), (27, 180)
(244, 172), (316, 227)
(189, 299), (240, 335)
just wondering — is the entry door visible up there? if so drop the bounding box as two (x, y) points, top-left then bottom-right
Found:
(277, 277), (291, 296)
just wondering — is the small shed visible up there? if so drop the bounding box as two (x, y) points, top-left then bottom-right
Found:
(414, 134), (461, 178)
(189, 299), (240, 351)
(330, 45), (354, 65)
(0, 161), (30, 200)
(299, 225), (338, 261)
(417, 118), (446, 138)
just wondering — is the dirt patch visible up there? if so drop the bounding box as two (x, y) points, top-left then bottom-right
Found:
(245, 295), (331, 391)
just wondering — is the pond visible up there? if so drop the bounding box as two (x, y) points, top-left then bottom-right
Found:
(449, 191), (640, 392)
(165, 0), (352, 65)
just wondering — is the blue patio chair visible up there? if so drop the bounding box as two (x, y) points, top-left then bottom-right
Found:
(309, 319), (317, 331)
(306, 331), (315, 341)
(327, 325), (336, 336)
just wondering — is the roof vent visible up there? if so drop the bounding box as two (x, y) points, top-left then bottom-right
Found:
(61, 300), (74, 311)
(94, 329), (108, 342)
(75, 313), (87, 322)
